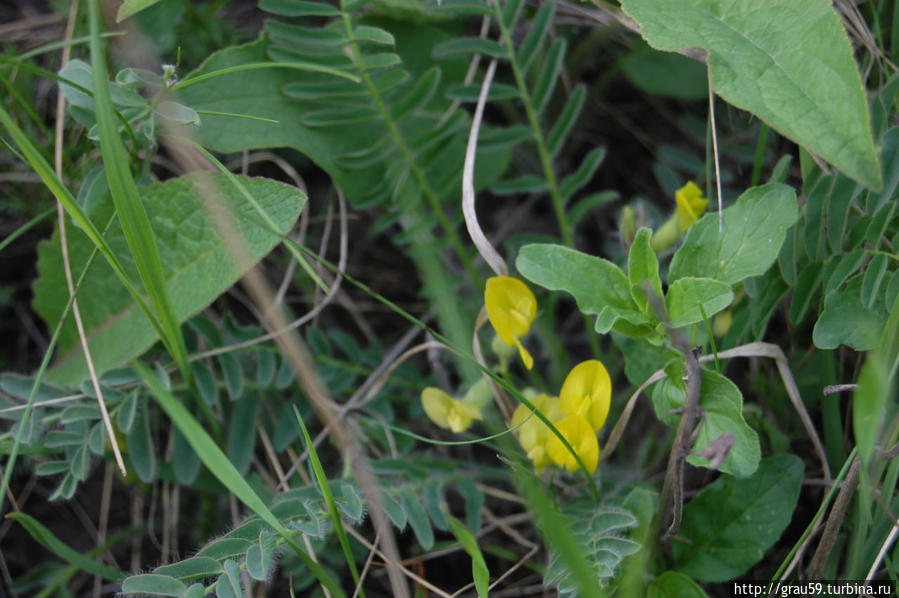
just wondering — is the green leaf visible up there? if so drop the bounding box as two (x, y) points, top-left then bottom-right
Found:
(669, 183), (798, 284)
(399, 488), (435, 550)
(391, 67), (441, 120)
(674, 454), (803, 581)
(228, 393), (259, 476)
(115, 0), (162, 21)
(620, 0), (881, 190)
(432, 38), (508, 59)
(89, 0), (190, 383)
(128, 397), (156, 483)
(353, 25), (395, 46)
(628, 228), (663, 313)
(548, 85), (586, 156)
(218, 560), (242, 598)
(195, 537), (252, 561)
(861, 253), (889, 309)
(120, 574), (187, 596)
(489, 175), (548, 196)
(665, 278), (733, 328)
(447, 515), (490, 598)
(560, 147), (606, 202)
(532, 38), (566, 113)
(788, 262), (825, 324)
(517, 1), (554, 73)
(621, 42), (708, 101)
(7, 512), (126, 581)
(544, 500), (641, 593)
(155, 556), (223, 582)
(133, 362), (347, 598)
(825, 248), (866, 294)
(260, 0), (340, 16)
(517, 244), (646, 334)
(33, 174), (305, 386)
(814, 274), (889, 350)
(647, 571), (709, 598)
(652, 367), (760, 478)
(246, 532), (276, 581)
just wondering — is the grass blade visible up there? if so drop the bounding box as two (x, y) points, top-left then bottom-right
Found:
(446, 514), (490, 598)
(132, 361), (347, 598)
(293, 405), (364, 598)
(6, 512), (126, 581)
(88, 0), (190, 383)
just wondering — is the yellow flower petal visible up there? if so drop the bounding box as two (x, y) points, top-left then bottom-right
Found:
(675, 180), (708, 233)
(546, 415), (599, 473)
(422, 387), (453, 429)
(485, 276), (537, 369)
(512, 394), (563, 469)
(421, 387), (482, 433)
(560, 360), (612, 432)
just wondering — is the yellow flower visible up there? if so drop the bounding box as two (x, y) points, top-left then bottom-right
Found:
(546, 414), (599, 473)
(560, 360), (612, 432)
(421, 387), (482, 433)
(485, 276), (537, 370)
(511, 394), (564, 470)
(674, 181), (708, 233)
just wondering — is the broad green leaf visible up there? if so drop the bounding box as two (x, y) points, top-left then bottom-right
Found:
(7, 512), (126, 581)
(517, 244), (647, 334)
(447, 515), (490, 598)
(628, 228), (663, 313)
(155, 556), (223, 582)
(669, 183), (798, 284)
(621, 42), (708, 101)
(674, 454), (803, 581)
(814, 274), (889, 350)
(825, 248), (866, 294)
(665, 278), (733, 328)
(652, 367), (760, 478)
(116, 0), (161, 21)
(120, 574), (187, 596)
(620, 0), (882, 190)
(647, 571), (709, 598)
(33, 174), (305, 386)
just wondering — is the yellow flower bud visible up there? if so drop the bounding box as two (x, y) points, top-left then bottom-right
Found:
(421, 387), (482, 433)
(485, 276), (537, 370)
(546, 414), (599, 473)
(559, 359), (612, 432)
(675, 180), (709, 233)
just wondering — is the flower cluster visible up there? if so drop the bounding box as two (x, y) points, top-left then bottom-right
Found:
(419, 275), (612, 476)
(511, 359), (611, 474)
